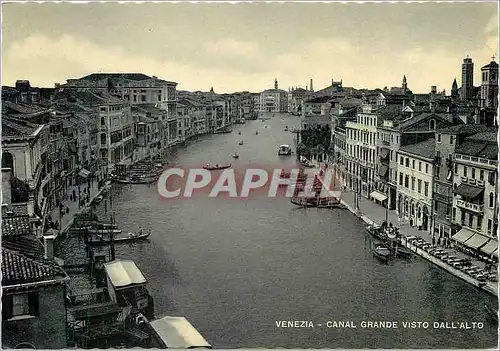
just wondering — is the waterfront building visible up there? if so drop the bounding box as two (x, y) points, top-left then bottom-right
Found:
(460, 57), (474, 101)
(63, 73), (179, 148)
(396, 138), (436, 232)
(259, 79), (288, 113)
(345, 104), (379, 198)
(376, 111), (457, 210)
(432, 124), (493, 241)
(301, 96), (333, 129)
(451, 131), (498, 258)
(132, 105), (164, 161)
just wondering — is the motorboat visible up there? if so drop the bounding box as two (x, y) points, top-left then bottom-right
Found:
(232, 153), (239, 159)
(278, 144), (292, 156)
(239, 141), (244, 146)
(203, 164), (231, 171)
(373, 244), (391, 262)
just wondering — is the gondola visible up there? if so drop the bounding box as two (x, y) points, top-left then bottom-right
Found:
(88, 230), (151, 245)
(203, 164), (231, 171)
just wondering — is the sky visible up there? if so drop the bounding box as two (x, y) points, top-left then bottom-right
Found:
(1, 2), (498, 94)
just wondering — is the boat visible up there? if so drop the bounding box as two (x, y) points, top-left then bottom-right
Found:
(213, 128), (232, 134)
(238, 131), (242, 135)
(115, 174), (160, 184)
(88, 229), (151, 245)
(239, 141), (244, 146)
(365, 224), (388, 241)
(232, 153), (239, 159)
(255, 131), (259, 135)
(278, 144), (292, 156)
(72, 221), (118, 230)
(484, 303), (498, 322)
(299, 156), (315, 168)
(373, 244), (391, 262)
(290, 196), (342, 208)
(391, 245), (413, 258)
(69, 227), (122, 234)
(203, 164), (231, 171)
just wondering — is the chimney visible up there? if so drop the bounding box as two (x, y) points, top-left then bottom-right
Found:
(44, 230), (57, 259)
(1, 168), (12, 208)
(310, 79), (314, 92)
(431, 86), (437, 94)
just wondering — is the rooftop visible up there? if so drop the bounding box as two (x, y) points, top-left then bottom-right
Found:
(399, 138), (436, 159)
(2, 215), (32, 237)
(2, 248), (68, 287)
(456, 133), (498, 160)
(1, 116), (43, 138)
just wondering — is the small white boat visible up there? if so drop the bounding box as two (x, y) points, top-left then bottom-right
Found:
(278, 144), (292, 156)
(232, 153), (239, 159)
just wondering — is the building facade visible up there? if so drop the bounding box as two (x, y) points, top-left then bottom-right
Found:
(260, 79), (288, 113)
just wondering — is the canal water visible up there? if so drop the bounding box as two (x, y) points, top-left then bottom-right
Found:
(59, 113), (498, 349)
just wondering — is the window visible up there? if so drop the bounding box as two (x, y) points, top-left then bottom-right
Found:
(4, 293), (39, 319)
(480, 170), (484, 181)
(468, 213), (473, 228)
(437, 134), (441, 142)
(429, 119), (435, 129)
(425, 164), (429, 173)
(488, 219), (493, 234)
(418, 179), (422, 193)
(450, 136), (454, 144)
(100, 106), (107, 112)
(405, 175), (409, 188)
(405, 158), (409, 167)
(490, 193), (494, 207)
(141, 95), (146, 102)
(471, 168), (476, 179)
(477, 216), (483, 231)
(424, 181), (429, 196)
(399, 173), (403, 185)
(463, 166), (467, 177)
(396, 136), (399, 144)
(419, 162), (422, 171)
(412, 160), (415, 169)
(411, 177), (415, 190)
(453, 207), (456, 221)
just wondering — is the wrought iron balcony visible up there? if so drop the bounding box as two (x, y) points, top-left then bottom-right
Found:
(456, 199), (484, 213)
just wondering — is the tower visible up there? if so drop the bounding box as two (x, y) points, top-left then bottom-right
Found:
(274, 78), (278, 90)
(309, 79), (314, 92)
(402, 75), (407, 91)
(460, 56), (474, 101)
(480, 57), (498, 109)
(451, 79), (459, 100)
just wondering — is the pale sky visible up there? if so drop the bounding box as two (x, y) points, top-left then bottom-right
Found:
(1, 2), (498, 93)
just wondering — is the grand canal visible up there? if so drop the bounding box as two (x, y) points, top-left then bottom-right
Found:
(59, 113), (497, 348)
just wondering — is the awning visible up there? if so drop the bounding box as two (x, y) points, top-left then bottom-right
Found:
(378, 165), (389, 177)
(379, 148), (389, 160)
(104, 259), (147, 288)
(370, 191), (387, 202)
(78, 169), (91, 178)
(451, 228), (475, 244)
(150, 316), (212, 349)
(454, 183), (484, 200)
(463, 233), (490, 250)
(480, 240), (498, 255)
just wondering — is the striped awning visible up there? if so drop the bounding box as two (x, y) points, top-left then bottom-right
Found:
(480, 240), (499, 255)
(463, 233), (490, 250)
(451, 228), (475, 244)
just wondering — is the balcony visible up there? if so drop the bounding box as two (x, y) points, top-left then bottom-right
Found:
(456, 199), (484, 213)
(454, 154), (497, 169)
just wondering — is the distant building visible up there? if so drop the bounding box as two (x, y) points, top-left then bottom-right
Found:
(259, 79), (288, 112)
(460, 57), (474, 101)
(480, 59), (498, 110)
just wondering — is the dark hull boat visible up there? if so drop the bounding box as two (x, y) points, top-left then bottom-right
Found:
(203, 164), (231, 171)
(391, 245), (413, 258)
(373, 245), (391, 262)
(88, 230), (151, 245)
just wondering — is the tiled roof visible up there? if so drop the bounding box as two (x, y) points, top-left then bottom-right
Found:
(1, 116), (42, 137)
(481, 61), (499, 69)
(2, 248), (68, 286)
(2, 101), (51, 115)
(78, 73), (153, 82)
(396, 112), (451, 130)
(456, 138), (498, 160)
(400, 138), (436, 159)
(466, 131), (498, 143)
(305, 96), (333, 104)
(2, 236), (44, 258)
(2, 215), (32, 237)
(436, 124), (491, 135)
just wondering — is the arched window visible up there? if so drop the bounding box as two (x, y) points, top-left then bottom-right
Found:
(490, 192), (494, 207)
(1, 152), (14, 170)
(100, 133), (107, 145)
(429, 119), (435, 130)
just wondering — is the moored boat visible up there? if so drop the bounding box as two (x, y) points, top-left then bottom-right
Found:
(278, 144), (292, 156)
(203, 164), (231, 171)
(373, 245), (391, 262)
(88, 229), (151, 245)
(391, 245), (413, 258)
(69, 227), (122, 235)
